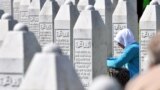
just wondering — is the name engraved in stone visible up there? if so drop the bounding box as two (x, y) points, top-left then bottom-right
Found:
(74, 39), (92, 89)
(140, 29), (156, 71)
(55, 29), (70, 55)
(39, 22), (53, 46)
(0, 74), (22, 88)
(20, 11), (29, 25)
(113, 23), (127, 56)
(29, 15), (39, 37)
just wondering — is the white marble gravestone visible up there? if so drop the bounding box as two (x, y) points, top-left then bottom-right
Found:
(77, 0), (94, 12)
(54, 1), (79, 60)
(13, 0), (20, 21)
(112, 0), (138, 57)
(94, 0), (113, 56)
(0, 23), (41, 90)
(20, 0), (31, 26)
(19, 43), (84, 90)
(140, 2), (160, 72)
(0, 0), (13, 15)
(28, 0), (45, 40)
(73, 5), (108, 89)
(0, 13), (13, 47)
(39, 0), (59, 46)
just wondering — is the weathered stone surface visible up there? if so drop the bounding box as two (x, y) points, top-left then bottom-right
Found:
(19, 43), (84, 90)
(20, 0), (31, 26)
(54, 1), (79, 61)
(94, 0), (113, 56)
(0, 23), (41, 90)
(39, 0), (59, 46)
(28, 0), (45, 40)
(140, 2), (160, 72)
(73, 5), (108, 89)
(112, 0), (138, 57)
(13, 0), (20, 21)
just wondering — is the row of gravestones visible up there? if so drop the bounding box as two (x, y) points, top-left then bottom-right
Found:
(2, 0), (160, 89)
(0, 0), (139, 89)
(0, 22), (85, 90)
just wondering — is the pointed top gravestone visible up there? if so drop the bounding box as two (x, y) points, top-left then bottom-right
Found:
(20, 0), (31, 26)
(18, 43), (84, 90)
(140, 1), (160, 72)
(39, 0), (59, 46)
(28, 0), (46, 40)
(73, 5), (108, 89)
(54, 0), (79, 61)
(0, 23), (41, 90)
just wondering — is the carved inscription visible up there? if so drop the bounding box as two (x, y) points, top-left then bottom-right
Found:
(73, 39), (92, 89)
(20, 6), (29, 25)
(29, 15), (39, 39)
(39, 22), (53, 46)
(140, 29), (156, 72)
(55, 29), (70, 56)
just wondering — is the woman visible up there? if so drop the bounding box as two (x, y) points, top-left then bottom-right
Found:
(107, 28), (139, 86)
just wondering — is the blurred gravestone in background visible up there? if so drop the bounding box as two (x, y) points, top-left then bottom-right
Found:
(0, 23), (41, 90)
(140, 1), (160, 72)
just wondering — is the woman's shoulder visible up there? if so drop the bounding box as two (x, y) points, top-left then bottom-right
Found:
(126, 42), (139, 50)
(132, 42), (139, 46)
